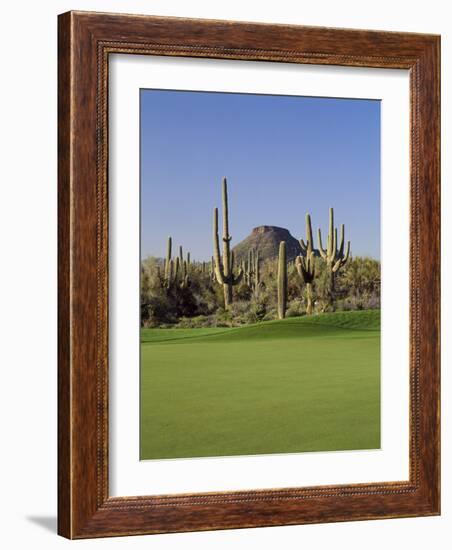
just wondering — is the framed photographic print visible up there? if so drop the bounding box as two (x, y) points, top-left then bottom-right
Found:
(58, 11), (440, 538)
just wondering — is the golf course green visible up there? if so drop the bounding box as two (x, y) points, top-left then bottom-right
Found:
(140, 310), (380, 460)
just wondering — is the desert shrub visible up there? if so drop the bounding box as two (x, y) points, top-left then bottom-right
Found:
(262, 308), (277, 321)
(214, 308), (236, 327)
(228, 300), (251, 322)
(141, 294), (177, 327)
(234, 281), (252, 302)
(287, 266), (303, 301)
(286, 298), (306, 318)
(246, 299), (267, 324)
(336, 292), (380, 312)
(176, 315), (213, 328)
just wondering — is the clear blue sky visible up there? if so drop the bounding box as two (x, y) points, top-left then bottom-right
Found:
(141, 89), (380, 261)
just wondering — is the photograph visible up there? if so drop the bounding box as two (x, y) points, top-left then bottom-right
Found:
(140, 89), (381, 460)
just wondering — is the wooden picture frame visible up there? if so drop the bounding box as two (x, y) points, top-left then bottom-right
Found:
(58, 11), (440, 538)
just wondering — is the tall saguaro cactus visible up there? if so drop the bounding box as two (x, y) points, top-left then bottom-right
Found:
(252, 249), (261, 297)
(163, 236), (172, 283)
(213, 178), (243, 308)
(277, 241), (287, 320)
(317, 207), (351, 301)
(162, 236), (179, 290)
(295, 213), (316, 314)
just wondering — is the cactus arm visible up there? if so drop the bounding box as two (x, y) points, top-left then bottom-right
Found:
(299, 239), (307, 254)
(332, 241), (351, 272)
(332, 227), (338, 262)
(295, 257), (306, 280)
(306, 213), (313, 251)
(338, 224), (345, 257)
(343, 241), (351, 264)
(213, 207), (226, 284)
(174, 256), (180, 281)
(232, 267), (244, 285)
(332, 258), (342, 272)
(327, 207), (334, 257)
(164, 236), (172, 281)
(295, 233), (315, 286)
(167, 236), (172, 263)
(318, 228), (327, 259)
(180, 260), (190, 288)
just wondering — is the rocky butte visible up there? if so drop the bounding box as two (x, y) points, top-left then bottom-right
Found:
(233, 225), (304, 263)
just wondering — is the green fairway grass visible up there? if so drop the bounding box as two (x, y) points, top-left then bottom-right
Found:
(140, 310), (380, 459)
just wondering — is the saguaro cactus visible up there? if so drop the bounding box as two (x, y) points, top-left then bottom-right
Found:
(213, 178), (243, 308)
(317, 207), (351, 300)
(179, 259), (190, 289)
(295, 213), (316, 314)
(163, 236), (178, 289)
(162, 237), (191, 290)
(177, 245), (191, 289)
(163, 236), (172, 283)
(244, 248), (261, 297)
(277, 241), (287, 320)
(252, 249), (261, 296)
